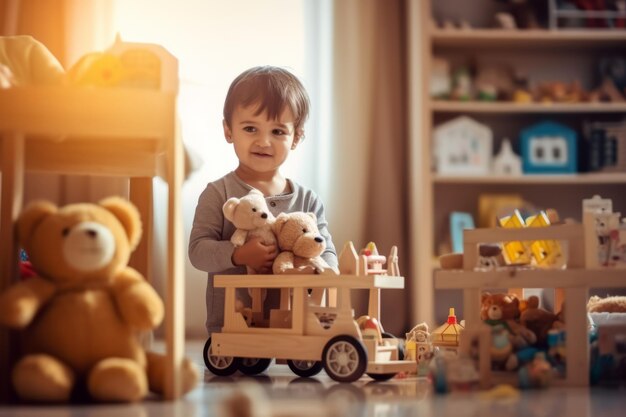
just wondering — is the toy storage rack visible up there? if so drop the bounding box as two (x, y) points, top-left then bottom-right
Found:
(548, 0), (626, 30)
(0, 84), (186, 400)
(434, 222), (625, 387)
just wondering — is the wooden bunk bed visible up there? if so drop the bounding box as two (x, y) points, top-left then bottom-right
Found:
(0, 43), (186, 400)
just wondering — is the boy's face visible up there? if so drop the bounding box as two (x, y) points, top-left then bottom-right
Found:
(224, 103), (300, 176)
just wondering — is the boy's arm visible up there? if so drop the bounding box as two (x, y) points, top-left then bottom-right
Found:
(309, 194), (338, 269)
(188, 184), (238, 273)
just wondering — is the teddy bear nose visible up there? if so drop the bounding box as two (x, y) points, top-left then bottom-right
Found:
(261, 213), (268, 219)
(86, 230), (97, 238)
(314, 237), (323, 243)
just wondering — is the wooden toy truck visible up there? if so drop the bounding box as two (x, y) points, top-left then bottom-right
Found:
(203, 242), (416, 382)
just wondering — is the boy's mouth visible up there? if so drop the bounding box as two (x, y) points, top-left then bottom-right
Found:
(252, 151), (272, 158)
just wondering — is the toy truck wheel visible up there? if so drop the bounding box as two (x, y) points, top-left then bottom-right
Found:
(366, 372), (396, 381)
(239, 357), (272, 375)
(322, 335), (367, 383)
(203, 338), (240, 376)
(287, 360), (323, 378)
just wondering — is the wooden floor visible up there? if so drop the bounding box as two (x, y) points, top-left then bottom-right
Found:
(0, 340), (625, 417)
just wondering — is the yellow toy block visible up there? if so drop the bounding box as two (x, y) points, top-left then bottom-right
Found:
(498, 210), (532, 265)
(525, 211), (564, 268)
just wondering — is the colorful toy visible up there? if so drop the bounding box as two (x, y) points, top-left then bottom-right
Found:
(405, 322), (433, 371)
(498, 210), (532, 265)
(521, 121), (578, 174)
(434, 116), (493, 176)
(431, 308), (465, 354)
(359, 242), (387, 274)
(450, 212), (475, 254)
(0, 198), (198, 402)
(524, 210), (565, 268)
(582, 121), (626, 173)
(436, 194), (626, 387)
(204, 241), (416, 382)
(518, 352), (553, 389)
(480, 292), (537, 349)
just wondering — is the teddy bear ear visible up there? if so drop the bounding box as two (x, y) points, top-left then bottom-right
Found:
(99, 196), (142, 250)
(223, 198), (240, 222)
(249, 189), (263, 197)
(306, 212), (317, 222)
(17, 200), (58, 247)
(481, 292), (491, 303)
(273, 213), (288, 235)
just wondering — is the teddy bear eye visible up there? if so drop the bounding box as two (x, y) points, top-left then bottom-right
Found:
(252, 208), (257, 212)
(62, 227), (70, 237)
(302, 228), (308, 233)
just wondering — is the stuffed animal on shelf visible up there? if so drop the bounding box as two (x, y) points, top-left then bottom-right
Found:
(272, 212), (338, 275)
(520, 295), (559, 348)
(223, 188), (277, 273)
(587, 295), (626, 313)
(480, 292), (537, 349)
(0, 197), (198, 402)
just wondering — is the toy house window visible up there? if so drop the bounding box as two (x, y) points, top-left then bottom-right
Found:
(530, 136), (568, 166)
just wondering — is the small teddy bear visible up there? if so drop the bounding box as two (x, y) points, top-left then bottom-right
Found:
(223, 189), (277, 273)
(272, 212), (338, 275)
(520, 295), (558, 348)
(481, 292), (537, 350)
(0, 197), (198, 402)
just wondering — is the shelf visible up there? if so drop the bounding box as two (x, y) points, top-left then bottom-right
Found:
(431, 101), (626, 114)
(431, 28), (626, 48)
(435, 268), (626, 290)
(433, 173), (626, 184)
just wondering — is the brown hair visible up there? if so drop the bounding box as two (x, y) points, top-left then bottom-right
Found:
(223, 66), (310, 136)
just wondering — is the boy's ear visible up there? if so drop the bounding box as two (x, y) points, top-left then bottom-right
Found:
(223, 120), (233, 143)
(291, 129), (305, 150)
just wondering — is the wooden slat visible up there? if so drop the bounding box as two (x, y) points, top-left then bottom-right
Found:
(435, 269), (626, 289)
(214, 274), (405, 290)
(0, 133), (24, 402)
(0, 87), (174, 139)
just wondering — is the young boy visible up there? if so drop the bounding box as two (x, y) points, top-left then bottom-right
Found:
(188, 66), (338, 336)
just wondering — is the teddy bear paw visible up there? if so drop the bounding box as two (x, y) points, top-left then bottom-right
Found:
(12, 354), (75, 402)
(88, 358), (148, 402)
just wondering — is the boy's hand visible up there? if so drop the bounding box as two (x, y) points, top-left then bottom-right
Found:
(232, 237), (277, 273)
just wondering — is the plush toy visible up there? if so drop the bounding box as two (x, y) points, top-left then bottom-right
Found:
(0, 198), (198, 402)
(223, 189), (276, 272)
(520, 295), (559, 348)
(272, 212), (338, 275)
(587, 295), (626, 313)
(481, 292), (537, 348)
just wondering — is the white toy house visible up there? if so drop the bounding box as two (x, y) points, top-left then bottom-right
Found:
(434, 116), (493, 176)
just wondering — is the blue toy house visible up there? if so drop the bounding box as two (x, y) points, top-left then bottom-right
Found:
(521, 121), (578, 174)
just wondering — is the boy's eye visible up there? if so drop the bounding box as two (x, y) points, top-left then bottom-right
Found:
(272, 129), (286, 135)
(243, 126), (256, 133)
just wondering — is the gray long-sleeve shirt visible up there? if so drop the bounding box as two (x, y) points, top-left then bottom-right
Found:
(188, 171), (338, 335)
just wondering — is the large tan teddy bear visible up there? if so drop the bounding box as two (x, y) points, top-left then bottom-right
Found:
(272, 212), (338, 275)
(0, 197), (198, 402)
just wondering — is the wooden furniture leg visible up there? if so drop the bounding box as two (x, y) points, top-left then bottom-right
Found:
(0, 133), (25, 402)
(129, 177), (153, 282)
(164, 127), (184, 400)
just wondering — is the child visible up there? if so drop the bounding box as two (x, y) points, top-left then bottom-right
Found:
(188, 66), (338, 336)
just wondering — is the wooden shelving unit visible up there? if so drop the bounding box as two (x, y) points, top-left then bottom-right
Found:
(407, 0), (626, 327)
